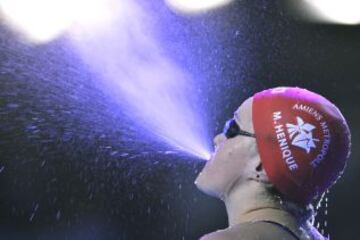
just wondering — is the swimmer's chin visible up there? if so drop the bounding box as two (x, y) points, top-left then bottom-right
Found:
(194, 172), (221, 198)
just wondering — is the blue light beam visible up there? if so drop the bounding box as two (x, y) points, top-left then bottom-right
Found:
(69, 0), (211, 160)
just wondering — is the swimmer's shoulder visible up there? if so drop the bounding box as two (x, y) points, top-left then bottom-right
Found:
(199, 221), (299, 240)
(199, 228), (237, 240)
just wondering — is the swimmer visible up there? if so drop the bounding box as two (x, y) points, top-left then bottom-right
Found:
(196, 87), (351, 240)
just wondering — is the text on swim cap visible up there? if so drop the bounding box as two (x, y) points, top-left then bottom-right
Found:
(273, 111), (299, 171)
(293, 103), (323, 121)
(311, 121), (331, 168)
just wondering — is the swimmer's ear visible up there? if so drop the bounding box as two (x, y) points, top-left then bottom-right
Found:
(255, 162), (262, 172)
(253, 162), (269, 183)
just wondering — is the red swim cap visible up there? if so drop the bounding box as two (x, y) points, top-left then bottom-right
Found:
(252, 87), (351, 205)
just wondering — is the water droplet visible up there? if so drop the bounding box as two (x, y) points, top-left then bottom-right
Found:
(40, 160), (46, 168)
(56, 210), (61, 220)
(120, 153), (129, 157)
(7, 103), (19, 109)
(110, 151), (118, 156)
(129, 193), (134, 200)
(29, 213), (35, 222)
(164, 151), (175, 155)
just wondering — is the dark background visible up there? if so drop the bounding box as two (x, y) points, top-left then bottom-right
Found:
(0, 0), (359, 239)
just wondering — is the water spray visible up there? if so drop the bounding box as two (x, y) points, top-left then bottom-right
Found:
(0, 0), (212, 160)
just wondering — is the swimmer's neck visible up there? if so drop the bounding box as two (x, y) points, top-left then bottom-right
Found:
(223, 180), (299, 227)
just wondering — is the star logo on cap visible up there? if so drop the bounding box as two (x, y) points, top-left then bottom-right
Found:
(286, 117), (319, 154)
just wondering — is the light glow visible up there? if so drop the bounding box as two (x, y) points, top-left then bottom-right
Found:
(302, 0), (360, 25)
(0, 0), (116, 43)
(165, 0), (233, 14)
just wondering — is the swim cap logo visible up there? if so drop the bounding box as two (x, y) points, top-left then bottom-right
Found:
(291, 103), (332, 168)
(286, 117), (319, 154)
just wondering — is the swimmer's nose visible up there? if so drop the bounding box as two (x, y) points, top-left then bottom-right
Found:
(213, 134), (227, 148)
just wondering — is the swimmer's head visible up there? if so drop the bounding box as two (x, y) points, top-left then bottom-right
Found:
(195, 87), (351, 205)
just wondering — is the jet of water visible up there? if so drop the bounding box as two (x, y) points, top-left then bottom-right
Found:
(69, 0), (211, 160)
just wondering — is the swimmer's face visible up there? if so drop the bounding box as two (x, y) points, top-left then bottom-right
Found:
(195, 97), (259, 198)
